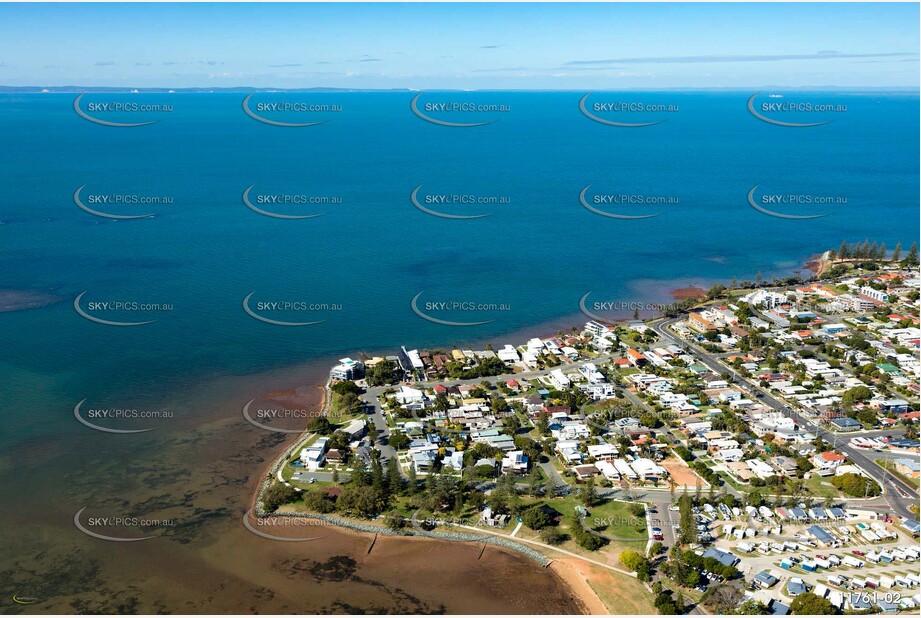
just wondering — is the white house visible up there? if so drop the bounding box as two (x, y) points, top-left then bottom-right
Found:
(549, 369), (571, 390)
(501, 450), (529, 474)
(746, 459), (776, 479)
(300, 437), (329, 471)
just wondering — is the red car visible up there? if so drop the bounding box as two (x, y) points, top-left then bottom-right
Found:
(852, 550), (866, 557)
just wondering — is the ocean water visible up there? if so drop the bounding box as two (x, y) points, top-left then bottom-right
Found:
(0, 91), (918, 445)
(0, 90), (917, 612)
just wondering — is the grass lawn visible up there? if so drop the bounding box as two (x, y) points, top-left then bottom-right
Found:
(502, 494), (648, 565)
(716, 471), (745, 491)
(803, 474), (843, 499)
(583, 499), (649, 542)
(584, 565), (656, 614)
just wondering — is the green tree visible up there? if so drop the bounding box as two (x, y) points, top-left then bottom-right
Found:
(406, 465), (418, 495)
(789, 592), (836, 615)
(619, 549), (648, 572)
(330, 380), (362, 396)
(677, 492), (697, 545)
(261, 482), (300, 512)
(831, 473), (881, 497)
(303, 488), (336, 513)
(521, 505), (555, 530)
(579, 477), (600, 507)
(733, 599), (771, 615)
(383, 510), (405, 530)
(841, 385), (872, 409)
(892, 241), (902, 262)
(535, 411), (550, 436)
(366, 359), (402, 386)
(540, 526), (568, 545)
(388, 433), (410, 450)
(386, 456), (404, 495)
(336, 485), (389, 518)
(307, 416), (332, 434)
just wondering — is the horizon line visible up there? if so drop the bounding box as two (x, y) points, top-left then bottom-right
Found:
(2, 85), (919, 93)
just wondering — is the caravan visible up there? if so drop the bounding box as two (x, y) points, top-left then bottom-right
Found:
(843, 556), (864, 568)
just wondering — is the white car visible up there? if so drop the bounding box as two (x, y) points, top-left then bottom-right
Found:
(669, 505), (680, 512)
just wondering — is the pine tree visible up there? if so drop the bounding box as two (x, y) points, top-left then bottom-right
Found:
(406, 466), (417, 495)
(877, 243), (886, 260)
(675, 592), (686, 614)
(838, 240), (848, 259)
(387, 456), (403, 495)
(869, 242), (878, 259)
(371, 455), (385, 490)
(892, 242), (902, 262)
(905, 243), (919, 266)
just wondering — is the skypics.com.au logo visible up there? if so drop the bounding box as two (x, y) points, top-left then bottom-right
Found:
(242, 93), (341, 127)
(242, 292), (341, 326)
(410, 92), (509, 127)
(73, 93), (174, 127)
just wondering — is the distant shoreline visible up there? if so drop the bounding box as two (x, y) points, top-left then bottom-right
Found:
(3, 87), (918, 94)
(0, 288), (62, 313)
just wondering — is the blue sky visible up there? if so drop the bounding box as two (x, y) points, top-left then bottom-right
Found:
(0, 2), (918, 89)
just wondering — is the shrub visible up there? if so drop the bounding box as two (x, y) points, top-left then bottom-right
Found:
(262, 482), (300, 512)
(521, 505), (554, 530)
(831, 473), (881, 497)
(540, 527), (568, 545)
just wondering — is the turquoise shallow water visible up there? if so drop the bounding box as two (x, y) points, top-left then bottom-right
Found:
(0, 91), (918, 447)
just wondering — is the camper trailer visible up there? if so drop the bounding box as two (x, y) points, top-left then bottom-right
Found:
(843, 556), (864, 568)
